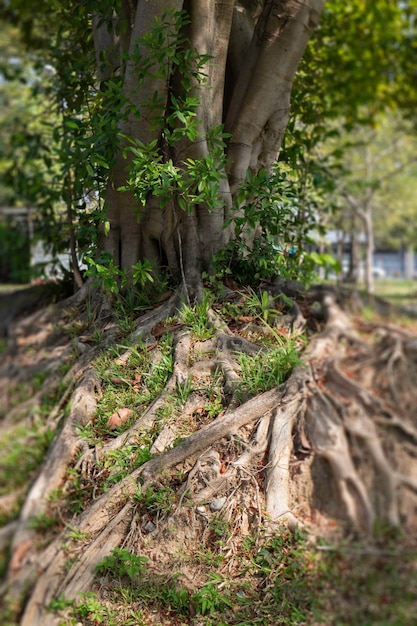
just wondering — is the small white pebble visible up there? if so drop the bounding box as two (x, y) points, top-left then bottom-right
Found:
(209, 497), (226, 512)
(144, 520), (156, 533)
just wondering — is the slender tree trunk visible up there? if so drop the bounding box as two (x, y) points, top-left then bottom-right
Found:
(405, 244), (414, 280)
(363, 206), (375, 295)
(345, 214), (360, 286)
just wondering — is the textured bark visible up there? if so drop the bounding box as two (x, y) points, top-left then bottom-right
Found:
(93, 0), (325, 284)
(226, 0), (325, 190)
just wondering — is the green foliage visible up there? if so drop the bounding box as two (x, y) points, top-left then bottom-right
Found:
(85, 252), (165, 323)
(121, 123), (228, 216)
(294, 0), (417, 127)
(0, 218), (30, 283)
(214, 164), (332, 287)
(95, 548), (148, 581)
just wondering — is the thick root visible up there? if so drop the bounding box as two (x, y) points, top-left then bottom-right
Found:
(1, 285), (417, 623)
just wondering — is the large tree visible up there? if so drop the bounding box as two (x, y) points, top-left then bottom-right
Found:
(1, 3), (417, 625)
(92, 0), (324, 294)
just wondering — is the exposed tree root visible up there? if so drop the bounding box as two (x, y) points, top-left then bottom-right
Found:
(1, 285), (417, 624)
(11, 370), (101, 553)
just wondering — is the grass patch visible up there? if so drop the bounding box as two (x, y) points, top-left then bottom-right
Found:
(49, 530), (417, 626)
(0, 425), (54, 497)
(86, 337), (174, 440)
(237, 340), (302, 397)
(179, 292), (216, 340)
(373, 279), (417, 306)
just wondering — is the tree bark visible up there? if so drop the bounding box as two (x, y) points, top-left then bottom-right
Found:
(93, 0), (325, 285)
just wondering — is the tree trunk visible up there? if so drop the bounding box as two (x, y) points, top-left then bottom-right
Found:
(405, 244), (414, 280)
(345, 215), (361, 286)
(363, 205), (375, 295)
(94, 0), (325, 289)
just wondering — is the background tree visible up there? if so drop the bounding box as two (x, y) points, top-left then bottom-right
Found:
(313, 113), (417, 292)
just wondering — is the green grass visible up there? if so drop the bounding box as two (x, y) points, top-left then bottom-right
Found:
(48, 527), (417, 626)
(373, 279), (417, 306)
(0, 425), (54, 499)
(85, 337), (174, 440)
(236, 340), (302, 397)
(179, 292), (216, 340)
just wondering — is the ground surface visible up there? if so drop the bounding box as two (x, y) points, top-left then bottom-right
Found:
(0, 280), (417, 625)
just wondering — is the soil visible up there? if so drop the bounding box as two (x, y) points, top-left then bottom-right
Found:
(1, 280), (416, 625)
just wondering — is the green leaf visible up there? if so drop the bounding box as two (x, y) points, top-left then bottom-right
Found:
(175, 110), (187, 124)
(64, 119), (80, 130)
(177, 195), (186, 211)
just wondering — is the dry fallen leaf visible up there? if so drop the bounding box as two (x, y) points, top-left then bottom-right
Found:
(106, 407), (133, 429)
(9, 540), (33, 574)
(109, 376), (128, 385)
(237, 316), (256, 323)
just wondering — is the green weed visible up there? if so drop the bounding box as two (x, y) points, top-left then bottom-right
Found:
(246, 288), (280, 324)
(96, 548), (149, 581)
(180, 292), (215, 340)
(133, 482), (177, 514)
(175, 376), (195, 405)
(191, 574), (234, 616)
(237, 340), (301, 396)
